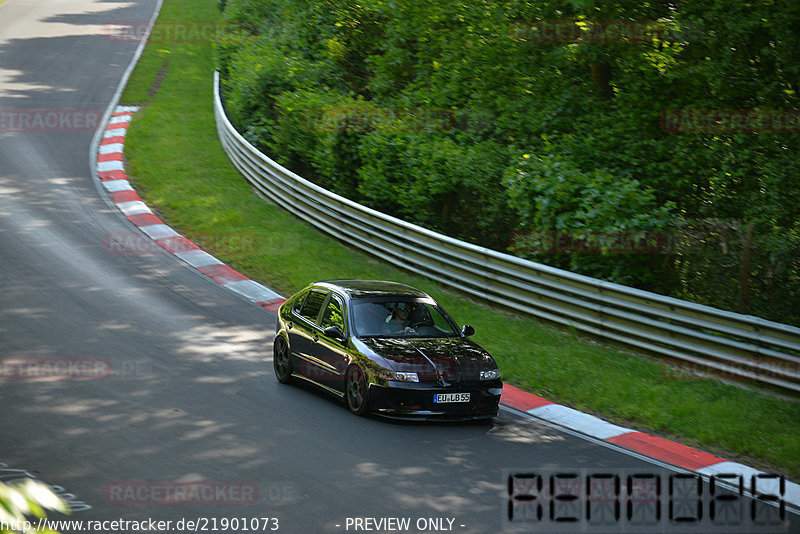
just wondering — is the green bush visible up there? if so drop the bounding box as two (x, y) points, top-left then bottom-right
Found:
(504, 150), (677, 288)
(216, 0), (800, 324)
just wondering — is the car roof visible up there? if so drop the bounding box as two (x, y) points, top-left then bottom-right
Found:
(314, 279), (430, 300)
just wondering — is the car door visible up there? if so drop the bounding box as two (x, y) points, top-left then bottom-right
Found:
(313, 292), (350, 392)
(288, 288), (328, 381)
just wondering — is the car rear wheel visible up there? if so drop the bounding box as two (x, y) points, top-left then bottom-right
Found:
(346, 365), (369, 416)
(273, 336), (293, 384)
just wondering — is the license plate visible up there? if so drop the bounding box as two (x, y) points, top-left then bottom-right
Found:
(433, 393), (470, 404)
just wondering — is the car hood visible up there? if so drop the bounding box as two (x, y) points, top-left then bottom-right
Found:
(358, 337), (496, 384)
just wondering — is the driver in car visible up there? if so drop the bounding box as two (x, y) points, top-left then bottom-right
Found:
(385, 302), (415, 334)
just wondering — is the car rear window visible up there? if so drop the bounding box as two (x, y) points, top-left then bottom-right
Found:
(298, 290), (327, 323)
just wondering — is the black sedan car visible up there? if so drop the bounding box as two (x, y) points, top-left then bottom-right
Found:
(273, 280), (503, 420)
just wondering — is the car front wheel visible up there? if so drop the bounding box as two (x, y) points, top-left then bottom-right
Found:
(346, 365), (370, 416)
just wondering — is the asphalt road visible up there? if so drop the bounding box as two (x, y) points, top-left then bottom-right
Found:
(0, 1), (797, 533)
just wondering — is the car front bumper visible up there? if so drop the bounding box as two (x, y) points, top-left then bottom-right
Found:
(368, 380), (503, 420)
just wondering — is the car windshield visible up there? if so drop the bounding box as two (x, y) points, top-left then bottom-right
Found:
(351, 298), (460, 338)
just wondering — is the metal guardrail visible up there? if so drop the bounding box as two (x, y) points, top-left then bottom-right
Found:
(213, 72), (800, 393)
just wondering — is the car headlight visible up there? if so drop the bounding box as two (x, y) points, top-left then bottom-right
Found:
(377, 370), (420, 382)
(395, 372), (419, 382)
(480, 369), (500, 380)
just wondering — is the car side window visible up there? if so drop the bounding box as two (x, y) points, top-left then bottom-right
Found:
(320, 294), (345, 333)
(430, 304), (452, 332)
(297, 290), (327, 323)
(291, 290), (307, 314)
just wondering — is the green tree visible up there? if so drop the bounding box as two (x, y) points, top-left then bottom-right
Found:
(216, 0), (800, 324)
(0, 479), (67, 534)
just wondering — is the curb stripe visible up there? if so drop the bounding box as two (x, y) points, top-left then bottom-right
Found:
(607, 432), (725, 470)
(697, 461), (765, 479)
(110, 190), (141, 203)
(102, 180), (134, 193)
(500, 384), (553, 411)
(104, 128), (128, 138)
(139, 224), (179, 240)
(101, 136), (127, 146)
(225, 280), (282, 302)
(198, 264), (249, 285)
(95, 106), (283, 310)
(527, 403), (632, 440)
(126, 212), (162, 227)
(257, 298), (287, 313)
(174, 249), (222, 268)
(99, 143), (125, 155)
(97, 160), (125, 173)
(98, 152), (123, 163)
(98, 170), (128, 181)
(116, 200), (152, 216)
(157, 236), (200, 254)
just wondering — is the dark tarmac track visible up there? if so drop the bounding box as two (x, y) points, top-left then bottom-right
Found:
(1, 1), (796, 532)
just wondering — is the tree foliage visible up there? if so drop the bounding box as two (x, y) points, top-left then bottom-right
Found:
(216, 0), (800, 325)
(0, 479), (67, 533)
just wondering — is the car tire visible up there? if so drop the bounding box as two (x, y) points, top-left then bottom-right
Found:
(273, 335), (294, 384)
(346, 365), (370, 416)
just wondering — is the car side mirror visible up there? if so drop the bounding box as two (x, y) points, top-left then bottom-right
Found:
(461, 325), (475, 337)
(323, 325), (347, 342)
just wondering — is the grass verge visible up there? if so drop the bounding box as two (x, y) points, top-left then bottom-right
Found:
(119, 0), (799, 478)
